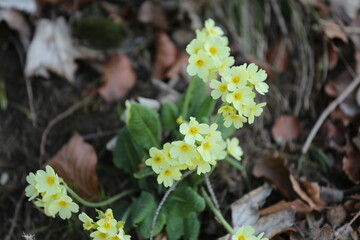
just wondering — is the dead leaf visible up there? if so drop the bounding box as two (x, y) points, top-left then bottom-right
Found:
(25, 18), (100, 82)
(253, 157), (298, 200)
(324, 71), (352, 97)
(266, 39), (289, 72)
(46, 133), (99, 198)
(290, 175), (318, 209)
(330, 0), (360, 20)
(0, 0), (37, 14)
(322, 20), (348, 43)
(320, 186), (344, 204)
(343, 144), (360, 184)
(0, 9), (31, 48)
(259, 199), (313, 215)
(327, 42), (338, 69)
(330, 108), (352, 126)
(327, 205), (347, 229)
(152, 32), (178, 80)
(231, 184), (273, 229)
(255, 209), (296, 238)
(98, 54), (136, 102)
(138, 0), (168, 29)
(165, 52), (189, 79)
(302, 181), (327, 207)
(271, 115), (301, 143)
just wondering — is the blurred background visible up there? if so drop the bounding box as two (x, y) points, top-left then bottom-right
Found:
(1, 0), (360, 239)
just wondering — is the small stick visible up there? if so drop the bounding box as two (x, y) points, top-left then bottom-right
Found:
(205, 174), (220, 210)
(335, 210), (360, 240)
(5, 194), (24, 240)
(24, 77), (36, 126)
(39, 95), (93, 165)
(150, 170), (195, 240)
(302, 75), (360, 154)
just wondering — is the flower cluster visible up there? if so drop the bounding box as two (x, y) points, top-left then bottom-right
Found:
(25, 165), (79, 220)
(146, 117), (242, 187)
(186, 19), (268, 129)
(232, 226), (268, 240)
(79, 209), (131, 240)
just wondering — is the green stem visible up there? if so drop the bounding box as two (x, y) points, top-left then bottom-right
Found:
(224, 156), (243, 171)
(201, 188), (234, 235)
(181, 77), (196, 119)
(66, 186), (135, 208)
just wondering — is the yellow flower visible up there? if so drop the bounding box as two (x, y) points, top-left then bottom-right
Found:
(210, 79), (229, 101)
(170, 141), (197, 164)
(192, 153), (215, 175)
(157, 165), (182, 187)
(186, 38), (203, 55)
(226, 138), (243, 160)
(226, 87), (254, 111)
(25, 173), (38, 201)
(35, 165), (60, 195)
(206, 123), (222, 139)
(97, 218), (118, 236)
(145, 147), (167, 174)
(204, 18), (224, 36)
(232, 226), (257, 240)
(179, 117), (209, 144)
(218, 105), (236, 117)
(204, 36), (230, 66)
(246, 64), (268, 95)
(224, 65), (248, 91)
(90, 231), (109, 240)
(242, 102), (266, 124)
(218, 56), (235, 76)
(187, 50), (214, 79)
(163, 143), (178, 166)
(224, 114), (247, 129)
(197, 136), (225, 162)
(79, 212), (94, 230)
(48, 195), (79, 220)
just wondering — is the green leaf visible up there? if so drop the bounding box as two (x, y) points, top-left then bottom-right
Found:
(134, 167), (155, 179)
(166, 187), (205, 217)
(131, 191), (156, 226)
(137, 207), (166, 239)
(113, 127), (143, 174)
(184, 212), (200, 240)
(216, 115), (236, 139)
(127, 103), (161, 149)
(187, 76), (207, 119)
(166, 215), (184, 240)
(160, 102), (179, 132)
(194, 95), (215, 120)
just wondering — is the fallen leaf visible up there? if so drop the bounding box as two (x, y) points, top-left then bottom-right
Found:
(0, 0), (37, 14)
(0, 9), (31, 48)
(320, 186), (344, 204)
(290, 175), (317, 209)
(327, 42), (338, 69)
(322, 19), (348, 43)
(271, 115), (301, 143)
(266, 39), (289, 72)
(25, 17), (100, 82)
(98, 54), (136, 102)
(152, 32), (178, 80)
(317, 224), (334, 240)
(330, 108), (352, 126)
(343, 144), (360, 184)
(231, 184), (273, 229)
(165, 52), (189, 79)
(138, 0), (168, 29)
(259, 199), (312, 215)
(255, 209), (296, 238)
(324, 70), (352, 97)
(253, 157), (298, 200)
(330, 0), (360, 19)
(326, 205), (347, 229)
(301, 181), (326, 207)
(46, 133), (99, 198)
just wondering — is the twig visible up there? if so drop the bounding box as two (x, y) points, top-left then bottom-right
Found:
(335, 210), (360, 240)
(205, 174), (220, 210)
(39, 95), (93, 165)
(302, 75), (360, 154)
(24, 77), (36, 126)
(5, 194), (25, 240)
(150, 170), (195, 240)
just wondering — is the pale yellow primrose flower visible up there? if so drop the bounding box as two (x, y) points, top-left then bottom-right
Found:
(179, 117), (209, 144)
(210, 79), (229, 101)
(218, 105), (236, 117)
(97, 218), (118, 236)
(145, 147), (167, 174)
(218, 56), (235, 76)
(170, 141), (197, 164)
(193, 153), (215, 175)
(242, 102), (266, 124)
(48, 195), (79, 220)
(157, 165), (182, 187)
(246, 63), (269, 95)
(226, 138), (243, 160)
(204, 18), (224, 36)
(206, 123), (222, 139)
(197, 136), (224, 162)
(225, 65), (248, 91)
(232, 226), (257, 240)
(25, 173), (38, 201)
(226, 87), (254, 111)
(186, 38), (203, 55)
(90, 231), (109, 240)
(204, 36), (230, 66)
(187, 49), (214, 79)
(35, 165), (61, 195)
(224, 114), (247, 129)
(79, 212), (94, 230)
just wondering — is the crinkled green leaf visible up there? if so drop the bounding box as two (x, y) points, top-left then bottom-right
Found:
(131, 191), (156, 226)
(184, 212), (200, 240)
(113, 127), (143, 174)
(166, 187), (205, 217)
(160, 102), (179, 132)
(127, 103), (161, 149)
(166, 215), (184, 240)
(194, 95), (215, 120)
(137, 206), (166, 239)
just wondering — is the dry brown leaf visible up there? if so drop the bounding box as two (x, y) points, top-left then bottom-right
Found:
(266, 39), (289, 72)
(253, 157), (298, 200)
(324, 70), (352, 97)
(327, 205), (347, 229)
(343, 144), (360, 184)
(271, 115), (301, 143)
(152, 32), (178, 80)
(98, 54), (136, 102)
(327, 42), (338, 69)
(255, 209), (296, 238)
(290, 175), (318, 209)
(259, 199), (312, 216)
(46, 133), (99, 198)
(302, 181), (326, 207)
(322, 20), (348, 43)
(138, 0), (168, 29)
(165, 52), (189, 79)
